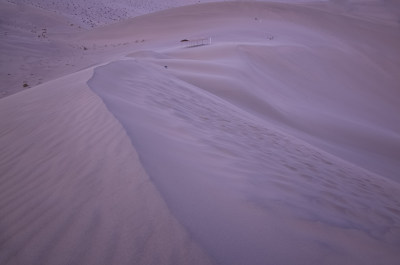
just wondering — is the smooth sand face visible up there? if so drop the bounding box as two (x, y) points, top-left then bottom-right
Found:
(1, 1), (400, 265)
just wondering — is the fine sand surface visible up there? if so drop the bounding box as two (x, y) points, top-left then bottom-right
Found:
(1, 1), (400, 265)
(0, 69), (212, 265)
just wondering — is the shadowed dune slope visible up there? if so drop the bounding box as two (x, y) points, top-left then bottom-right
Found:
(89, 58), (400, 265)
(87, 2), (400, 264)
(81, 1), (400, 179)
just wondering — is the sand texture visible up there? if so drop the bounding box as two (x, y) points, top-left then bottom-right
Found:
(1, 1), (400, 265)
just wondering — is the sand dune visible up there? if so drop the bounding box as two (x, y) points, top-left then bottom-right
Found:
(2, 0), (398, 97)
(1, 1), (400, 265)
(0, 69), (212, 265)
(80, 0), (400, 179)
(6, 0), (232, 27)
(89, 58), (400, 265)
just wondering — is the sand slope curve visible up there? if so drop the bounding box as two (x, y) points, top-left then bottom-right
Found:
(0, 70), (213, 265)
(1, 1), (400, 265)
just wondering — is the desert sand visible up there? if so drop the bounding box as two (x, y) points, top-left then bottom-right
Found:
(1, 1), (400, 265)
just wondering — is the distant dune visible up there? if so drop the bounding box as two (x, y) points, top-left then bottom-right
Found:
(1, 1), (400, 265)
(5, 0), (233, 27)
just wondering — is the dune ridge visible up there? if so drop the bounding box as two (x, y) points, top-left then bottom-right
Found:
(0, 69), (213, 265)
(1, 1), (400, 265)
